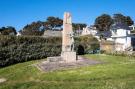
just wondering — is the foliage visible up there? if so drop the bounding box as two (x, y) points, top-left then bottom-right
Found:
(113, 13), (134, 26)
(20, 16), (87, 36)
(0, 35), (62, 67)
(0, 54), (135, 89)
(20, 17), (63, 36)
(75, 35), (100, 54)
(20, 21), (44, 36)
(0, 26), (17, 35)
(72, 23), (87, 31)
(94, 13), (134, 31)
(46, 16), (63, 30)
(95, 14), (113, 31)
(0, 35), (99, 67)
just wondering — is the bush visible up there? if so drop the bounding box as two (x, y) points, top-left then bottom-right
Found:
(0, 35), (99, 67)
(75, 35), (99, 54)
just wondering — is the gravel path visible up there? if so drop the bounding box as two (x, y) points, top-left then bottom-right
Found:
(37, 56), (102, 72)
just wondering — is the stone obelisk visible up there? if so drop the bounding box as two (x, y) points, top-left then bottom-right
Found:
(61, 12), (77, 62)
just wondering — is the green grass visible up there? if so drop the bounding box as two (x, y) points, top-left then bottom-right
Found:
(0, 54), (135, 89)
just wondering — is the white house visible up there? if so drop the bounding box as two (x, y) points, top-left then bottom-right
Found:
(16, 32), (21, 36)
(81, 23), (133, 52)
(129, 25), (135, 31)
(82, 26), (97, 36)
(110, 23), (132, 51)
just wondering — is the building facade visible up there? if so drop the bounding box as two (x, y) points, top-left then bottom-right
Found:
(108, 23), (132, 51)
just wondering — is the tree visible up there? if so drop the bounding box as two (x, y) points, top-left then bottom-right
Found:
(46, 16), (63, 30)
(72, 23), (87, 31)
(0, 26), (17, 35)
(113, 14), (125, 23)
(113, 13), (134, 26)
(95, 14), (113, 31)
(42, 22), (50, 30)
(20, 16), (63, 36)
(20, 21), (44, 36)
(125, 16), (134, 26)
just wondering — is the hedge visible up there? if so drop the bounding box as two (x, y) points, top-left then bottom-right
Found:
(0, 35), (99, 67)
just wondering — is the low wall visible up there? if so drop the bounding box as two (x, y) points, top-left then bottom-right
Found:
(100, 41), (115, 52)
(100, 40), (129, 53)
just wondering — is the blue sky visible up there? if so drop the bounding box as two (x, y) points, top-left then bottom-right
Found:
(0, 0), (135, 31)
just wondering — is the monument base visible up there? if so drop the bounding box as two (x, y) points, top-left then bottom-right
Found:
(47, 52), (77, 63)
(47, 56), (63, 62)
(61, 51), (77, 62)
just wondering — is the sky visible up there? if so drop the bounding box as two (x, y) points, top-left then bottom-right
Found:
(0, 0), (135, 31)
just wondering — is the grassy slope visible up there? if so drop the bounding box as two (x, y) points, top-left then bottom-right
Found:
(0, 54), (135, 89)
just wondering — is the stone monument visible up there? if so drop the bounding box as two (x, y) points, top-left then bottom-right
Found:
(38, 12), (101, 72)
(61, 12), (77, 62)
(47, 12), (77, 63)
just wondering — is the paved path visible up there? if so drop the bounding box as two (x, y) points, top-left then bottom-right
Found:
(37, 56), (102, 72)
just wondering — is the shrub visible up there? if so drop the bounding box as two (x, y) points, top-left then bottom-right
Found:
(75, 35), (99, 54)
(0, 35), (99, 67)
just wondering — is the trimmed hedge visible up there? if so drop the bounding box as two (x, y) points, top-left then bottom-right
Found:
(0, 35), (99, 67)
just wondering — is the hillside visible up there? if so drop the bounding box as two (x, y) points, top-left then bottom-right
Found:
(0, 54), (135, 89)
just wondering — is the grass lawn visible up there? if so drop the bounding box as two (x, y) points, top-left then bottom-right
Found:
(0, 54), (135, 89)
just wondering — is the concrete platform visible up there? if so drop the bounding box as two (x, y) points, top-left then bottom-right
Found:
(37, 56), (102, 72)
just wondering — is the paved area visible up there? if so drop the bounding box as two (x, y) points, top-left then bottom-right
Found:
(37, 56), (102, 72)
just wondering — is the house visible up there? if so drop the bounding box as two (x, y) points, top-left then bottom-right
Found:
(82, 26), (97, 36)
(129, 25), (135, 31)
(106, 23), (132, 51)
(96, 30), (112, 40)
(16, 32), (21, 36)
(74, 30), (83, 36)
(82, 25), (113, 41)
(82, 23), (134, 52)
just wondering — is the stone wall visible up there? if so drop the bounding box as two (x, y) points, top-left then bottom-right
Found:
(43, 30), (62, 37)
(100, 41), (124, 52)
(100, 41), (115, 52)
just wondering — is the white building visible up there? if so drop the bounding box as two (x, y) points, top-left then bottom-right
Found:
(81, 23), (133, 51)
(82, 26), (97, 36)
(16, 32), (21, 36)
(129, 25), (135, 31)
(110, 23), (132, 51)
